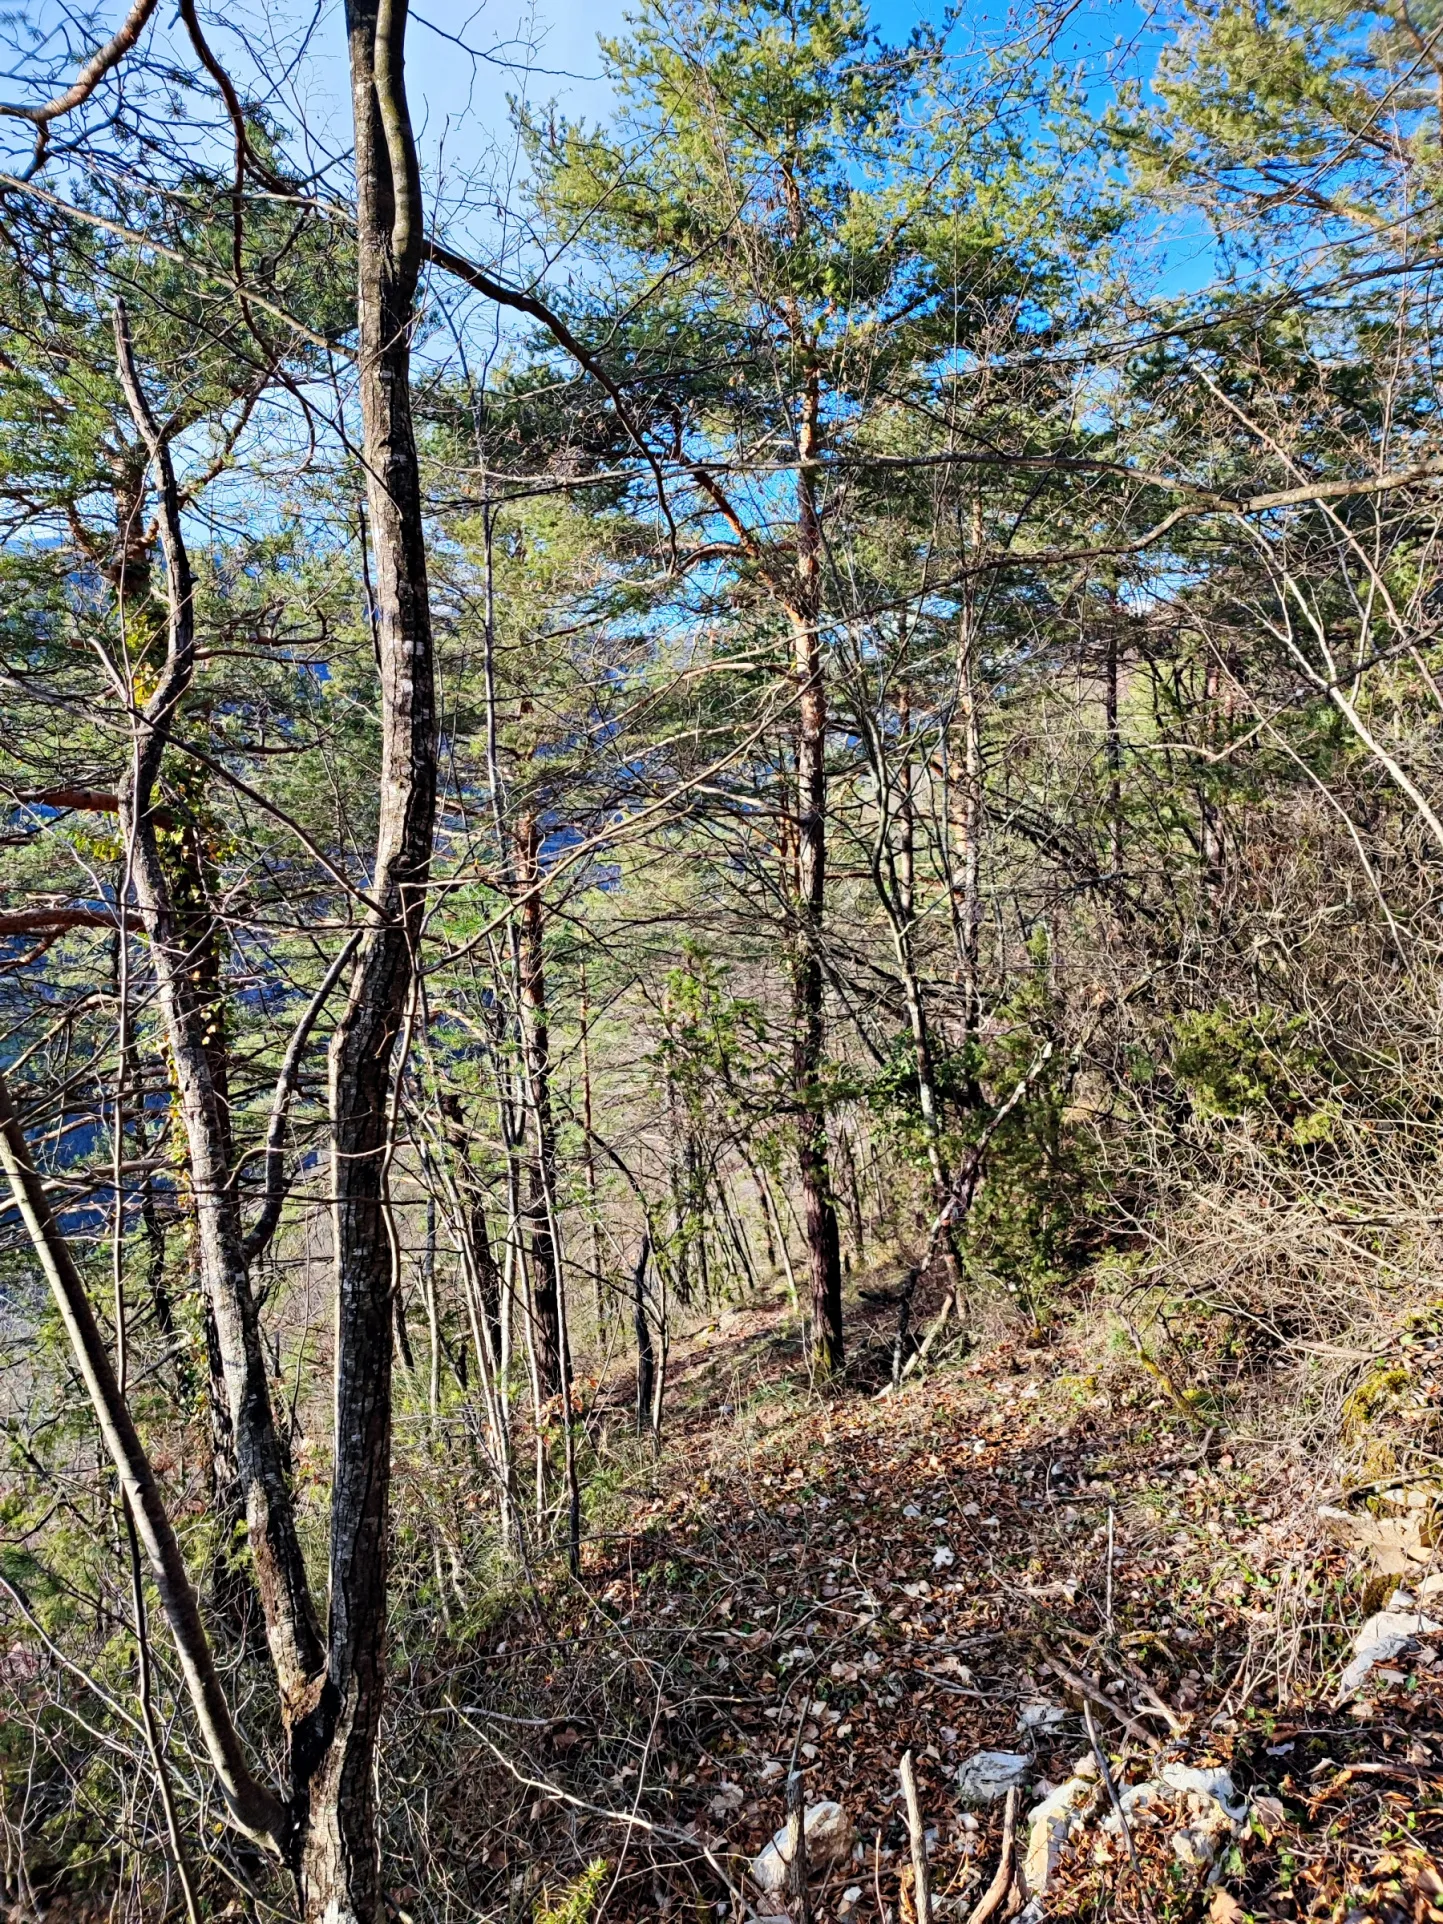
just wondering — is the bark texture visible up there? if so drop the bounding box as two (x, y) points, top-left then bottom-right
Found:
(513, 812), (563, 1396)
(305, 2), (437, 1913)
(111, 306), (326, 1722)
(789, 366), (844, 1373)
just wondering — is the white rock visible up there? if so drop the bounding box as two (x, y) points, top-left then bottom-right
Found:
(1335, 1605), (1442, 1703)
(1171, 1827), (1217, 1869)
(749, 1800), (853, 1892)
(1022, 1775), (1096, 1896)
(933, 1545), (956, 1569)
(1099, 1770), (1248, 1867)
(956, 1750), (1031, 1806)
(1158, 1764), (1247, 1825)
(1100, 1781), (1166, 1832)
(1017, 1701), (1067, 1733)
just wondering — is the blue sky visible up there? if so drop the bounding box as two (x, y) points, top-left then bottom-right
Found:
(388, 0), (1195, 292)
(0, 0), (1210, 321)
(402, 0), (1170, 123)
(2, 0), (1186, 277)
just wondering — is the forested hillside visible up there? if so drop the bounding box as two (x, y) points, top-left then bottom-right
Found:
(2, 0), (1442, 1919)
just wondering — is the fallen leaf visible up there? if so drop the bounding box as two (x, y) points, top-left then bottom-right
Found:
(1251, 1794), (1286, 1837)
(1209, 1888), (1247, 1924)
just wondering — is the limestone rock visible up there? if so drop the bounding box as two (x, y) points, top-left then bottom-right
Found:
(1159, 1764), (1247, 1825)
(1022, 1775), (1097, 1896)
(1017, 1701), (1068, 1734)
(749, 1800), (852, 1893)
(1158, 1764), (1248, 1876)
(1335, 1602), (1441, 1704)
(1100, 1780), (1167, 1832)
(956, 1749), (1031, 1807)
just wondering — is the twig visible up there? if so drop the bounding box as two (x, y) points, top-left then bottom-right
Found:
(242, 929), (362, 1262)
(786, 1769), (810, 1924)
(1044, 1654), (1154, 1745)
(965, 1785), (1017, 1924)
(1083, 1701), (1141, 1891)
(451, 1705), (743, 1899)
(899, 1750), (933, 1923)
(1116, 1656), (1186, 1735)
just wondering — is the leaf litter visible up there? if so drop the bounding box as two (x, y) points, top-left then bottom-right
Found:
(439, 1292), (1443, 1924)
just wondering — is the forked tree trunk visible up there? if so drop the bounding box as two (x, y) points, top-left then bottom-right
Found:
(305, 0), (438, 1913)
(8, 8), (441, 1916)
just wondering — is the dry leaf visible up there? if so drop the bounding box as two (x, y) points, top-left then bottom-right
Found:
(1251, 1794), (1286, 1836)
(1209, 1888), (1247, 1924)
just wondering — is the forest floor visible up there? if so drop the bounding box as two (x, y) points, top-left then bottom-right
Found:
(458, 1275), (1443, 1924)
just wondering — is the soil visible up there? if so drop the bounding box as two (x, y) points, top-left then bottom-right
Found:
(449, 1280), (1443, 1924)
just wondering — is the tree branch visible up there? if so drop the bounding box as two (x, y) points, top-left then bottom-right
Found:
(242, 930), (362, 1265)
(425, 238), (679, 560)
(0, 906), (115, 936)
(0, 1064), (289, 1852)
(0, 0), (161, 176)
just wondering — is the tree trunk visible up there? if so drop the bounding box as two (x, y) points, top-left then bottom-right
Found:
(513, 811), (562, 1397)
(950, 604), (984, 1049)
(11, 7), (437, 1911)
(1105, 622), (1123, 883)
(164, 787), (267, 1638)
(439, 1092), (503, 1364)
(789, 363), (844, 1373)
(305, 1), (437, 1914)
(111, 306), (326, 1726)
(579, 962), (605, 1330)
(891, 683), (966, 1309)
(0, 1068), (289, 1854)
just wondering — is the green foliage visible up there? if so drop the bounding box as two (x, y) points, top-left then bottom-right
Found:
(860, 1031), (979, 1159)
(1172, 1006), (1340, 1144)
(655, 945), (775, 1119)
(963, 934), (1102, 1301)
(535, 1858), (609, 1924)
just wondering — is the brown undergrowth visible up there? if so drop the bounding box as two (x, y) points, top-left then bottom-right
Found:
(401, 1278), (1443, 1924)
